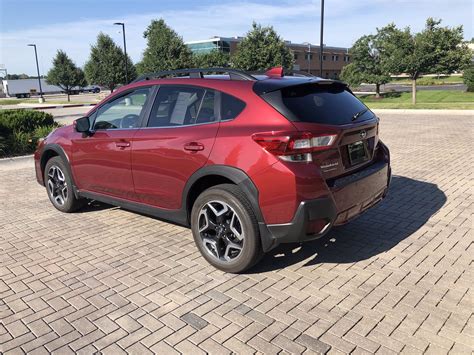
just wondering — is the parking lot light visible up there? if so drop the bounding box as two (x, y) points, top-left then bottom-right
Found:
(113, 22), (128, 84)
(27, 43), (44, 102)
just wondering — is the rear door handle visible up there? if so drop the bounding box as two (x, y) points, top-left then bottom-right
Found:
(116, 141), (130, 148)
(184, 142), (204, 151)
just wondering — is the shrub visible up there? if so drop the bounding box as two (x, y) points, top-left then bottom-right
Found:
(463, 65), (474, 92)
(0, 109), (59, 158)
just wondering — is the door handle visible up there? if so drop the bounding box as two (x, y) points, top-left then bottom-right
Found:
(115, 141), (130, 148)
(184, 142), (204, 151)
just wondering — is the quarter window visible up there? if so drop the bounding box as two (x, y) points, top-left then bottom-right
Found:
(93, 88), (150, 130)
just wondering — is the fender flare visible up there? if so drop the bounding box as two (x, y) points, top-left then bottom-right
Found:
(183, 165), (277, 252)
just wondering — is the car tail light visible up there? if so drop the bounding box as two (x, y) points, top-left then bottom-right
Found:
(252, 131), (337, 162)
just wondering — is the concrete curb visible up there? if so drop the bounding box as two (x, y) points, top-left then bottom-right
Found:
(372, 109), (474, 116)
(0, 103), (97, 110)
(0, 154), (34, 170)
(28, 103), (96, 110)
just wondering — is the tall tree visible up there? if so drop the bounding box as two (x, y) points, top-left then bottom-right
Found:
(192, 50), (230, 68)
(377, 18), (471, 104)
(46, 50), (86, 102)
(232, 22), (294, 71)
(137, 19), (193, 74)
(341, 35), (391, 98)
(84, 33), (136, 92)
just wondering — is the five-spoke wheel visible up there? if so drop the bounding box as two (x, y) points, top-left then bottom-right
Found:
(198, 200), (244, 262)
(44, 156), (85, 213)
(191, 184), (262, 273)
(47, 165), (68, 206)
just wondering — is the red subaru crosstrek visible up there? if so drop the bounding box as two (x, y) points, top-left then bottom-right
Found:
(35, 67), (391, 272)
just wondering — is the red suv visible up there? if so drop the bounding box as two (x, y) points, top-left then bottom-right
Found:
(35, 67), (391, 273)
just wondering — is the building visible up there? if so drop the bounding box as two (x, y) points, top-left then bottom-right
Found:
(186, 36), (351, 79)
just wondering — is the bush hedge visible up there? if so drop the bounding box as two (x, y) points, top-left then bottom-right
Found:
(0, 109), (59, 158)
(463, 65), (474, 92)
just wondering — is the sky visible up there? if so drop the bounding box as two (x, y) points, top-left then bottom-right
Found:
(0, 0), (472, 75)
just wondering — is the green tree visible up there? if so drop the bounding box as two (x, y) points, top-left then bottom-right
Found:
(232, 22), (294, 71)
(84, 33), (136, 92)
(463, 64), (474, 92)
(46, 50), (86, 102)
(342, 35), (391, 98)
(377, 18), (471, 104)
(340, 63), (363, 87)
(137, 19), (193, 74)
(192, 50), (230, 68)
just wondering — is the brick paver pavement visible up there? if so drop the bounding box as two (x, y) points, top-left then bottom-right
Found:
(0, 112), (472, 354)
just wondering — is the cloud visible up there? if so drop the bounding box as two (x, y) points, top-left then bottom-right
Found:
(1, 0), (472, 74)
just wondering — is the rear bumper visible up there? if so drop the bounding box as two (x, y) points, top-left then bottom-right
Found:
(264, 159), (391, 247)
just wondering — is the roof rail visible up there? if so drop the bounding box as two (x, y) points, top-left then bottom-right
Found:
(132, 68), (256, 83)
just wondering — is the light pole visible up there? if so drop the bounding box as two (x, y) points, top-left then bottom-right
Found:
(114, 22), (128, 84)
(27, 44), (44, 101)
(319, 0), (325, 77)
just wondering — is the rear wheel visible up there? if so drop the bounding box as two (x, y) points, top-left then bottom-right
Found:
(44, 156), (85, 213)
(191, 184), (263, 273)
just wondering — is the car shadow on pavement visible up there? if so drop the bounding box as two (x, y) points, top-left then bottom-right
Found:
(249, 175), (447, 273)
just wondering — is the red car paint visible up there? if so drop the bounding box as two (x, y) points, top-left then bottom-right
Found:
(35, 68), (391, 250)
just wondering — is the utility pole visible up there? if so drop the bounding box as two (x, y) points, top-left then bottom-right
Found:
(27, 44), (44, 102)
(319, 0), (325, 77)
(114, 22), (128, 84)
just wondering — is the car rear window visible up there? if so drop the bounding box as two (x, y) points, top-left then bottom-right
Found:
(265, 83), (374, 125)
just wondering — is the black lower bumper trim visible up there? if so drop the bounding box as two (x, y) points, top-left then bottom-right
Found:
(266, 197), (337, 244)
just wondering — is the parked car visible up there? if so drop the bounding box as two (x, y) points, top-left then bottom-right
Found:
(82, 85), (101, 94)
(34, 67), (391, 273)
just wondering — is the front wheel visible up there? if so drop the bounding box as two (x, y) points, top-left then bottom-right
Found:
(44, 156), (85, 213)
(191, 184), (263, 273)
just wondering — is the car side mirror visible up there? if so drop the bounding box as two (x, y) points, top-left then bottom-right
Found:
(74, 116), (91, 133)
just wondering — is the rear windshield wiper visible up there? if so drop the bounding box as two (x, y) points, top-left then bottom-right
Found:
(351, 108), (368, 121)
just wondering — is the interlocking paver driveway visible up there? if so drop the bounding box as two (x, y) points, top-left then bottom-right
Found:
(1, 112), (472, 354)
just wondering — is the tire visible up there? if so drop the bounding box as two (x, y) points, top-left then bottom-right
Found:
(191, 184), (263, 273)
(44, 156), (85, 213)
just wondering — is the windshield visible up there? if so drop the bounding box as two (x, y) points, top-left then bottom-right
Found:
(277, 84), (374, 125)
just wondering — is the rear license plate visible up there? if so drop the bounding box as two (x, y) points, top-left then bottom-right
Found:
(348, 141), (368, 165)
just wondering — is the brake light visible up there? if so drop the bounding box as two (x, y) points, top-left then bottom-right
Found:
(252, 131), (337, 162)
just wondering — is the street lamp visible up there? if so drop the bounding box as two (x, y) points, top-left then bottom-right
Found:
(27, 44), (44, 101)
(319, 0), (325, 77)
(113, 22), (128, 84)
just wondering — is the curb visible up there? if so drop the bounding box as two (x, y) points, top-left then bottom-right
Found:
(0, 154), (34, 170)
(30, 103), (96, 110)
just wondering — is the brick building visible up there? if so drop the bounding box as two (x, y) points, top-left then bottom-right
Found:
(186, 36), (350, 79)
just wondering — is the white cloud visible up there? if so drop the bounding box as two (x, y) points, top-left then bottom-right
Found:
(1, 0), (472, 74)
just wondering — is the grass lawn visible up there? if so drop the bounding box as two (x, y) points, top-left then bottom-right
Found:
(359, 90), (474, 110)
(389, 75), (464, 86)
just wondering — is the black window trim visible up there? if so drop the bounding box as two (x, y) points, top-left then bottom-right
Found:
(87, 85), (157, 132)
(142, 83), (246, 129)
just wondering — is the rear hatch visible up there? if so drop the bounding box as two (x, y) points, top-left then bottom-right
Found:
(259, 80), (379, 180)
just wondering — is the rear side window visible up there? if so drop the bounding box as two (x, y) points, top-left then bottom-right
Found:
(267, 84), (374, 125)
(147, 85), (245, 128)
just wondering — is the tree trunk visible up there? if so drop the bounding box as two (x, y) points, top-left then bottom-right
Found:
(375, 83), (381, 99)
(67, 92), (70, 102)
(411, 79), (417, 105)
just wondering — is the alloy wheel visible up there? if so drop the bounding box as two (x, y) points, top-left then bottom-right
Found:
(47, 165), (68, 206)
(198, 200), (244, 262)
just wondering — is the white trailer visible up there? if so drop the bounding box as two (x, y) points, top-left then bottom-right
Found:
(1, 79), (64, 98)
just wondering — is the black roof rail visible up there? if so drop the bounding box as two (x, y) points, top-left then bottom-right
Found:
(132, 68), (257, 83)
